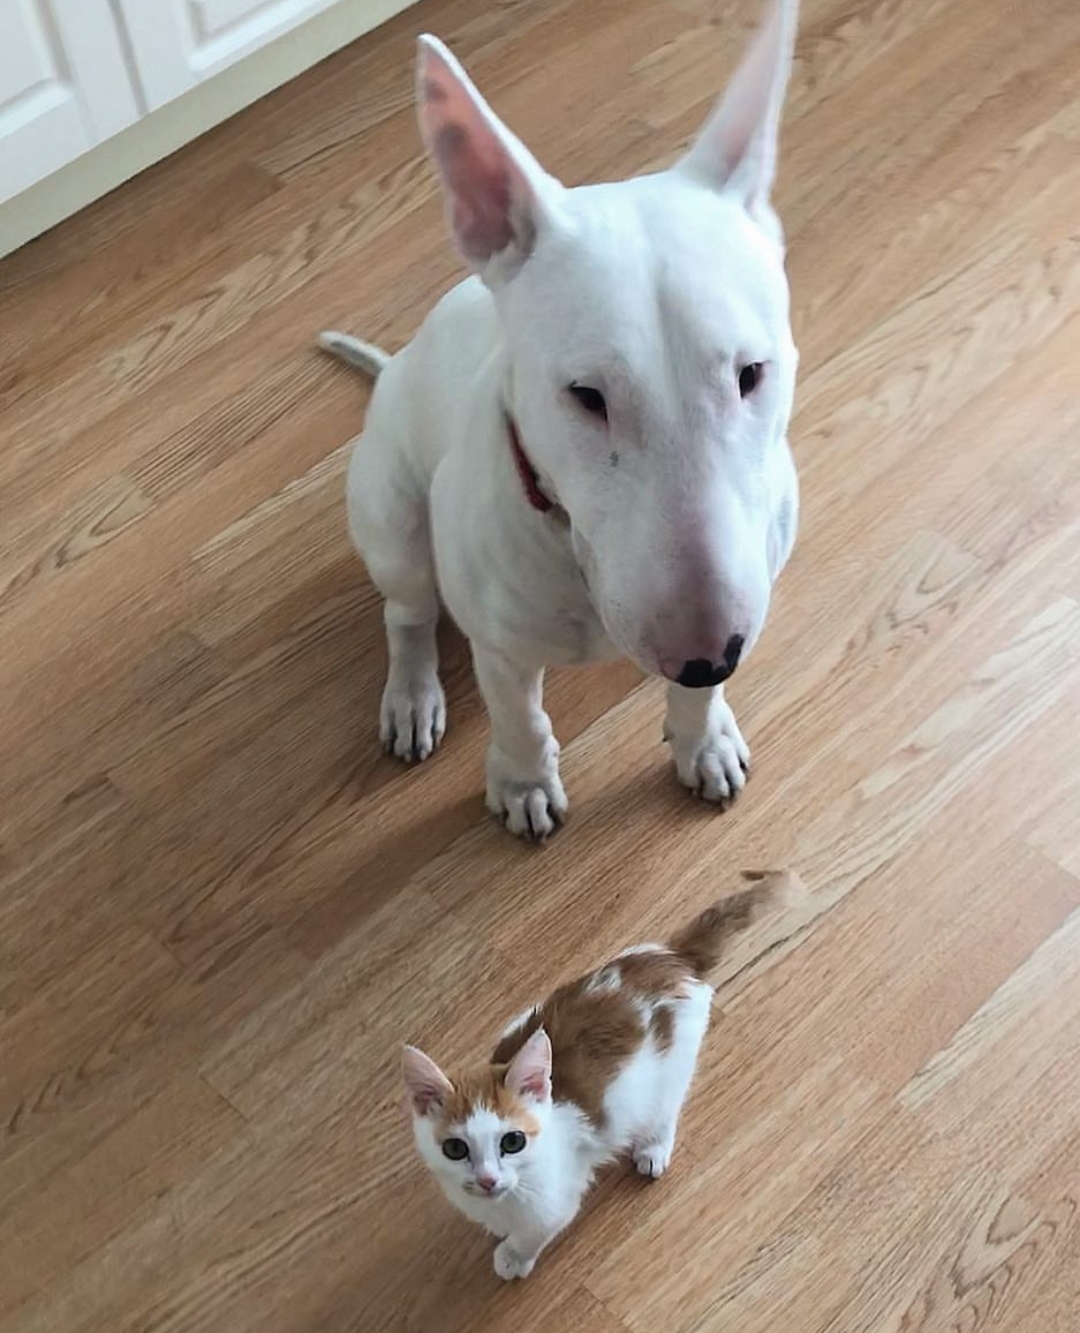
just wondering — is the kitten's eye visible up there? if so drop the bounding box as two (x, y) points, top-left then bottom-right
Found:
(738, 362), (764, 398)
(568, 383), (608, 421)
(441, 1138), (469, 1161)
(500, 1130), (527, 1155)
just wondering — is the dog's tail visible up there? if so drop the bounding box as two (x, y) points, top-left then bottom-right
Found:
(317, 330), (391, 379)
(668, 870), (806, 978)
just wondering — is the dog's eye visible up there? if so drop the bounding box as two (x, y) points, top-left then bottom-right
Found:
(738, 362), (764, 398)
(500, 1131), (527, 1155)
(442, 1137), (470, 1161)
(568, 383), (607, 420)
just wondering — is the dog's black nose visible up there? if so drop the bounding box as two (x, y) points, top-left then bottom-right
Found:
(676, 636), (744, 689)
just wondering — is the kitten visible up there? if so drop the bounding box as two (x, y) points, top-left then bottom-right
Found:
(401, 870), (805, 1280)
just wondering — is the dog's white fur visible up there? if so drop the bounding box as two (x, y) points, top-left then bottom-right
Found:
(325, 0), (801, 838)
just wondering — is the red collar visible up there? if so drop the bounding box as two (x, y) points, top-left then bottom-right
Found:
(506, 415), (555, 514)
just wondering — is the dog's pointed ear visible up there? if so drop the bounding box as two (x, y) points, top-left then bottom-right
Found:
(676, 0), (798, 216)
(416, 35), (565, 282)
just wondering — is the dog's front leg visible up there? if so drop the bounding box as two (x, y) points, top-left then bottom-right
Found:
(664, 684), (750, 806)
(471, 646), (567, 841)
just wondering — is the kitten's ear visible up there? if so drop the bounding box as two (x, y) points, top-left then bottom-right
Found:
(504, 1029), (552, 1103)
(402, 1045), (453, 1116)
(416, 34), (566, 281)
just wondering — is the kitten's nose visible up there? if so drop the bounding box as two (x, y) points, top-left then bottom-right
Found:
(676, 635), (744, 688)
(476, 1174), (498, 1193)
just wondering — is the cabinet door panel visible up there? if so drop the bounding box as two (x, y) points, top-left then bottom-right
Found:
(114, 0), (344, 110)
(0, 0), (139, 203)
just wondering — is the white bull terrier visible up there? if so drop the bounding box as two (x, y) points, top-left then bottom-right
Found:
(321, 0), (801, 840)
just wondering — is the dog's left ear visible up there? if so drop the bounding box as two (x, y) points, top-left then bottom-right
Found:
(676, 0), (798, 217)
(416, 35), (566, 284)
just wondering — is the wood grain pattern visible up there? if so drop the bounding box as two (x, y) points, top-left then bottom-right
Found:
(2, 0), (1079, 1330)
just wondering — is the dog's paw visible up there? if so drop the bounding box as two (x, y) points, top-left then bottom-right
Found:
(493, 1240), (535, 1281)
(634, 1141), (674, 1179)
(485, 746), (567, 841)
(380, 671), (446, 763)
(666, 701), (750, 805)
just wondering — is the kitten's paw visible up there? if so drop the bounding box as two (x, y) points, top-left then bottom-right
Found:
(666, 701), (750, 805)
(634, 1141), (674, 1179)
(493, 1240), (536, 1281)
(485, 745), (567, 841)
(380, 670), (446, 763)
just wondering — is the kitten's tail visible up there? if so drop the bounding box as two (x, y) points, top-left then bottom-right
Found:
(668, 870), (807, 978)
(317, 330), (391, 379)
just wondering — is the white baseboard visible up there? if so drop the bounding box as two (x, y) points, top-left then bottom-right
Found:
(0, 0), (415, 261)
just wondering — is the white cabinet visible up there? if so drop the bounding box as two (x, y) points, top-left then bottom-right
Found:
(0, 0), (415, 243)
(114, 0), (349, 109)
(0, 0), (140, 201)
(0, 0), (356, 206)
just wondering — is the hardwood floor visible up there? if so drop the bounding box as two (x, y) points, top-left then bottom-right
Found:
(2, 0), (1080, 1329)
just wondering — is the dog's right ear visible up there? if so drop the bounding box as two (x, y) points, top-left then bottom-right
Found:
(416, 35), (566, 284)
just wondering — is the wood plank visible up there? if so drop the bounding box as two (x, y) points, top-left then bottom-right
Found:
(2, 0), (1079, 1329)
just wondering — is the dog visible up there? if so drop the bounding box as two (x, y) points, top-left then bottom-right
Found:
(320, 0), (800, 840)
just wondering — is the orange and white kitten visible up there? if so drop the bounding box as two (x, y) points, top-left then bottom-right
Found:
(402, 871), (804, 1280)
